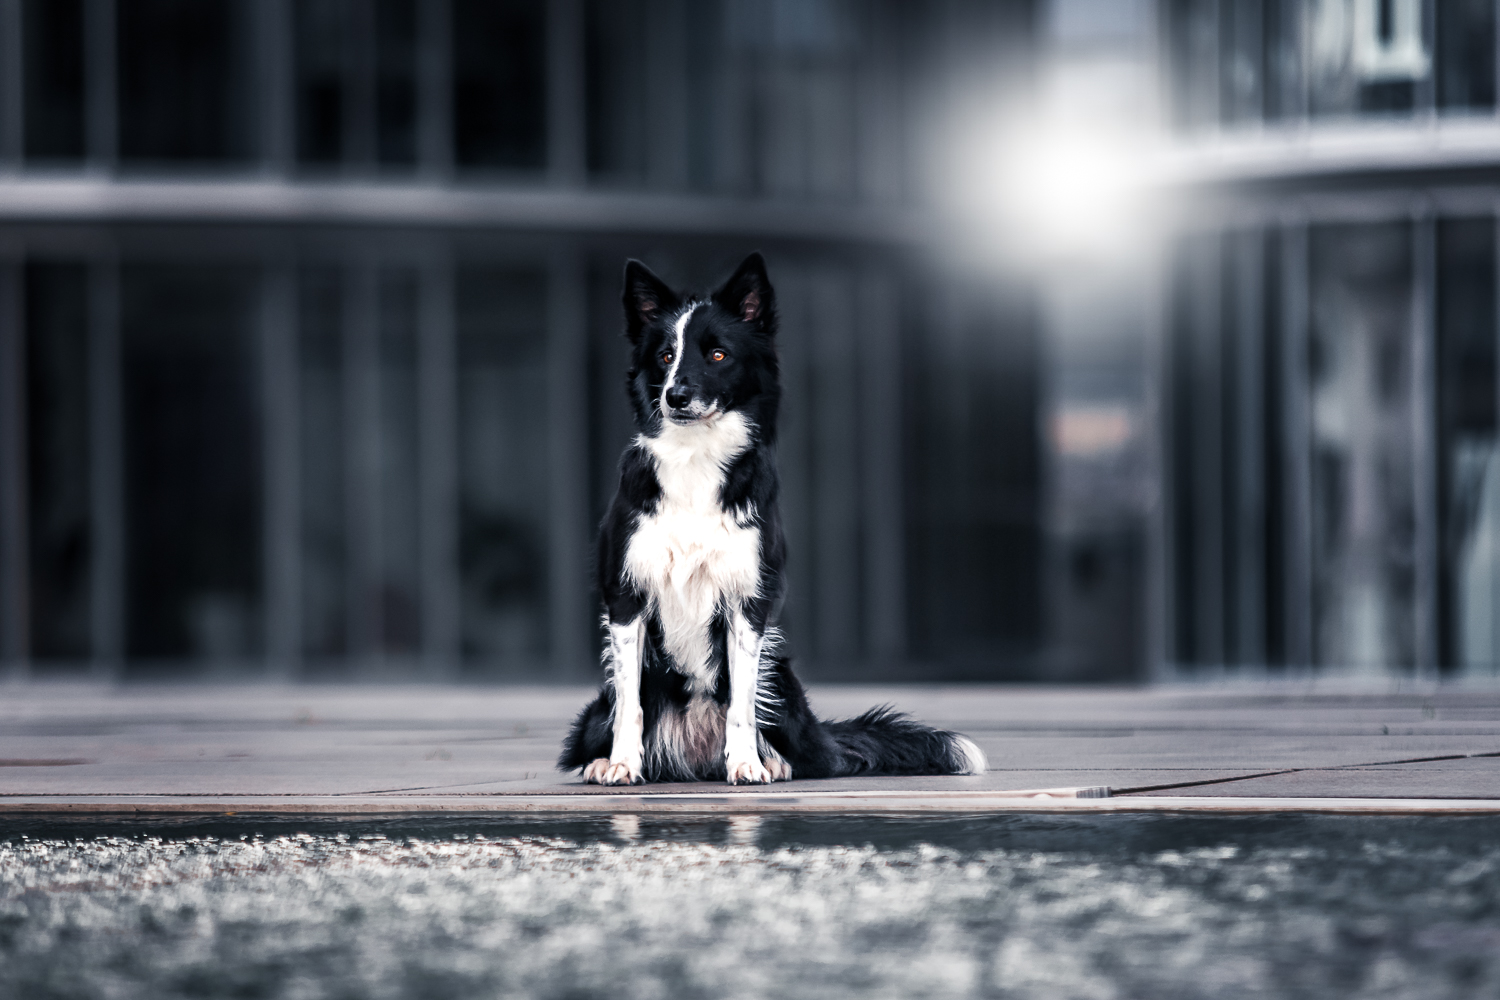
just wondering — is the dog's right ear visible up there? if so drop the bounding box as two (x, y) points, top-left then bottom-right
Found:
(622, 260), (680, 343)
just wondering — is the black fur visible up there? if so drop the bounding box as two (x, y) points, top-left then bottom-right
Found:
(559, 253), (983, 783)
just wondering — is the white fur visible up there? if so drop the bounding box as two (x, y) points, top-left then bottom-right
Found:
(725, 608), (768, 783)
(659, 303), (697, 411)
(586, 618), (645, 785)
(950, 736), (988, 775)
(625, 410), (760, 692)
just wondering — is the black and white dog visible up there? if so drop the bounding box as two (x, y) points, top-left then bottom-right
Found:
(560, 253), (986, 785)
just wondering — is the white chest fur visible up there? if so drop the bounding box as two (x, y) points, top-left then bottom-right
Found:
(625, 412), (762, 688)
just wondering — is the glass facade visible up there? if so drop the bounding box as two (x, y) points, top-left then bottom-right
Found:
(0, 1), (1048, 682)
(1168, 0), (1500, 129)
(1163, 3), (1500, 676)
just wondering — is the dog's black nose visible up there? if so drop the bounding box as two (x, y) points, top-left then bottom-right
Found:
(665, 386), (691, 410)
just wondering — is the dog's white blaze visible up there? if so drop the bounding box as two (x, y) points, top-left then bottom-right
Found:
(658, 302), (698, 413)
(625, 410), (760, 690)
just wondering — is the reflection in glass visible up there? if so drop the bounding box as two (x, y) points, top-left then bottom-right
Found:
(1308, 223), (1414, 671)
(1308, 0), (1429, 116)
(1437, 220), (1500, 672)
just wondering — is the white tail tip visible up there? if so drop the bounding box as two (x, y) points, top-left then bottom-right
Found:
(951, 735), (988, 775)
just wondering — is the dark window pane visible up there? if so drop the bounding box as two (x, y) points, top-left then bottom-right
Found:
(452, 0), (546, 170)
(457, 267), (549, 671)
(25, 263), (91, 663)
(1221, 0), (1264, 125)
(22, 0), (85, 160)
(295, 0), (346, 164)
(1437, 218), (1497, 671)
(118, 0), (254, 163)
(904, 280), (1040, 674)
(299, 267), (346, 660)
(374, 270), (421, 654)
(584, 0), (646, 180)
(122, 266), (260, 669)
(1438, 0), (1496, 110)
(376, 0), (417, 165)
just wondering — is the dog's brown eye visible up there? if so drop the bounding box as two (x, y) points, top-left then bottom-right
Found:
(661, 351), (674, 364)
(710, 349), (726, 362)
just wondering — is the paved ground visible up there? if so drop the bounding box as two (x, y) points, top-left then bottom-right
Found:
(2, 683), (1499, 813)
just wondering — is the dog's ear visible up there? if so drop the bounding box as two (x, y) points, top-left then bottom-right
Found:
(713, 252), (775, 331)
(622, 259), (679, 343)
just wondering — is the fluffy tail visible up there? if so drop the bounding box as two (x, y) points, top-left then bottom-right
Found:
(822, 706), (987, 777)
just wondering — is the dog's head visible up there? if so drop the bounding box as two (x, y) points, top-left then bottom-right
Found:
(621, 253), (780, 436)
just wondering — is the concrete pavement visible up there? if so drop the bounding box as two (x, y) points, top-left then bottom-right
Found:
(2, 683), (1499, 814)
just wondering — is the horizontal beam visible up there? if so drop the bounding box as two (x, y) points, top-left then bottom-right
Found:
(0, 177), (931, 244)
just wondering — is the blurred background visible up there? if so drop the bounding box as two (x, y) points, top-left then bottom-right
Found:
(0, 0), (1497, 686)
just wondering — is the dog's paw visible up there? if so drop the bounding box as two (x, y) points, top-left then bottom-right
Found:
(726, 757), (771, 785)
(584, 758), (641, 785)
(765, 755), (793, 782)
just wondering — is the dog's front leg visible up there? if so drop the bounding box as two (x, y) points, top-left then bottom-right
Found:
(725, 608), (771, 784)
(584, 618), (645, 785)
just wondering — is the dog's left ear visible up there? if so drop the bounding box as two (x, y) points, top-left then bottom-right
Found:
(713, 252), (775, 331)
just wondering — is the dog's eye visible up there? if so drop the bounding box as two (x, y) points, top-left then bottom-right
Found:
(661, 351), (674, 364)
(709, 349), (726, 362)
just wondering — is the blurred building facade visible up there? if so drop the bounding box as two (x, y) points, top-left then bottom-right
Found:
(1159, 0), (1500, 678)
(0, 0), (1051, 682)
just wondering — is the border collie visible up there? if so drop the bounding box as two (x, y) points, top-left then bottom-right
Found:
(559, 253), (986, 785)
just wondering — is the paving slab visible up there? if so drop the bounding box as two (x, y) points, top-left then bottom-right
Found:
(3, 682), (1500, 814)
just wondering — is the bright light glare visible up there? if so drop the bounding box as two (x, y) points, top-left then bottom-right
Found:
(997, 129), (1148, 258)
(942, 119), (1156, 263)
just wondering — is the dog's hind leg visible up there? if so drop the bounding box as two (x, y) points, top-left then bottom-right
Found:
(724, 607), (772, 784)
(585, 618), (646, 785)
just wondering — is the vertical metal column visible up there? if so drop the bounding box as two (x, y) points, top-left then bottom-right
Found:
(547, 0), (585, 186)
(811, 266), (861, 662)
(1233, 230), (1267, 667)
(1280, 221), (1314, 668)
(1412, 212), (1440, 676)
(0, 259), (27, 678)
(0, 0), (21, 167)
(84, 0), (117, 168)
(261, 258), (300, 678)
(1144, 245), (1173, 679)
(1190, 235), (1225, 668)
(859, 263), (905, 662)
(419, 250), (459, 677)
(89, 260), (123, 676)
(344, 262), (381, 668)
(546, 247), (589, 677)
(417, 0), (453, 177)
(259, 0), (294, 173)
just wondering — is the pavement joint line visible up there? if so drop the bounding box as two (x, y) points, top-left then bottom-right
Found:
(1113, 749), (1500, 796)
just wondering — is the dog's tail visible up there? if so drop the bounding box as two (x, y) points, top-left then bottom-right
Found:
(822, 706), (987, 777)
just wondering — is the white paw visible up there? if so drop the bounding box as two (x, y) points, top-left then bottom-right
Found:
(726, 757), (771, 785)
(765, 755), (793, 782)
(584, 758), (641, 785)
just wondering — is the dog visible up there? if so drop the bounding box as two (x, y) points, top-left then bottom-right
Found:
(559, 253), (987, 785)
